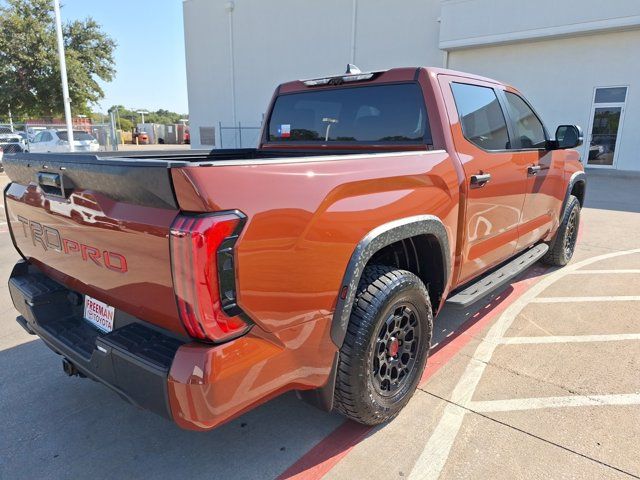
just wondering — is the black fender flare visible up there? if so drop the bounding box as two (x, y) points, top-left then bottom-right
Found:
(300, 215), (450, 413)
(561, 171), (587, 214)
(330, 214), (450, 348)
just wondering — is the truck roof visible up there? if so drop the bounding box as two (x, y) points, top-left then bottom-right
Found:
(278, 66), (511, 94)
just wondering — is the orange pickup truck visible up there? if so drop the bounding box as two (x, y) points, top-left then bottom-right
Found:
(4, 66), (585, 430)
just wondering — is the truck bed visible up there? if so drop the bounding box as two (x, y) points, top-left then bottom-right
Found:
(3, 147), (443, 338)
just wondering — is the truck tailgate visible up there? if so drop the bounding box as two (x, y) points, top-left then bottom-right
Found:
(3, 155), (185, 336)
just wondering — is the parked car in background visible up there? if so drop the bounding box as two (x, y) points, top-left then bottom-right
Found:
(16, 132), (29, 145)
(26, 127), (46, 142)
(0, 133), (26, 154)
(588, 142), (605, 160)
(28, 130), (99, 153)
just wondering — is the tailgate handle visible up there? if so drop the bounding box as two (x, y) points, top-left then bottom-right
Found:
(37, 172), (65, 197)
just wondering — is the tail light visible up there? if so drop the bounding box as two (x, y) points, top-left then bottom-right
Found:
(170, 211), (249, 342)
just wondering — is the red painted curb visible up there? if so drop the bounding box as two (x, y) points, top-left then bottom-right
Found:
(277, 268), (546, 480)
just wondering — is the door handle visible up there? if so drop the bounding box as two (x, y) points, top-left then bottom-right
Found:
(528, 165), (542, 175)
(470, 173), (491, 187)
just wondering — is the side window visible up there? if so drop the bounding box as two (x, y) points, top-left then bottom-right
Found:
(504, 92), (547, 149)
(451, 82), (510, 150)
(33, 132), (43, 143)
(42, 132), (52, 142)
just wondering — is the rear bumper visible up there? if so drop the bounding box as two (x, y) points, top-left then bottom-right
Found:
(9, 260), (337, 430)
(9, 260), (182, 420)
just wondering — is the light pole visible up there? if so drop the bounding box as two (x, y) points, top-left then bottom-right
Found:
(137, 110), (148, 125)
(53, 0), (74, 152)
(225, 1), (237, 147)
(350, 0), (358, 64)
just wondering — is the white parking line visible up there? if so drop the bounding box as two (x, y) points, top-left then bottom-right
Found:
(408, 248), (640, 480)
(532, 296), (640, 303)
(569, 269), (640, 274)
(498, 333), (640, 344)
(469, 393), (640, 413)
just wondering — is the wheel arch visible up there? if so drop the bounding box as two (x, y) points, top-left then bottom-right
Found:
(330, 215), (450, 349)
(563, 171), (587, 212)
(300, 215), (450, 412)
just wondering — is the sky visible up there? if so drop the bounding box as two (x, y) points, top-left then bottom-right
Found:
(61, 0), (189, 114)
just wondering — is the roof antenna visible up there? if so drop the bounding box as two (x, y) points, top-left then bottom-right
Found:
(345, 64), (361, 74)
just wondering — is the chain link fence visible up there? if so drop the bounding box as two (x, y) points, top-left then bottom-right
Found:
(1, 121), (260, 152)
(0, 122), (117, 153)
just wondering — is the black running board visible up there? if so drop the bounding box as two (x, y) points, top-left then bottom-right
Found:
(446, 243), (549, 308)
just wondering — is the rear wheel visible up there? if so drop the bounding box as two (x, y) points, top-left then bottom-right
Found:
(543, 195), (581, 266)
(333, 265), (433, 425)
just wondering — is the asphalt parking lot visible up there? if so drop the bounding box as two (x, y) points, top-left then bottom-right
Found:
(1, 169), (639, 480)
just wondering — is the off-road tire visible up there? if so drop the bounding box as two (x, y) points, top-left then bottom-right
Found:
(333, 265), (433, 425)
(543, 195), (581, 266)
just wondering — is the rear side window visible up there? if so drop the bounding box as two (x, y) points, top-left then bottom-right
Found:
(451, 82), (510, 150)
(267, 83), (430, 144)
(504, 92), (547, 149)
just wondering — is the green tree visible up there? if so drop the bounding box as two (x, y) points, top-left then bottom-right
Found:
(104, 105), (188, 130)
(0, 0), (116, 119)
(147, 109), (183, 125)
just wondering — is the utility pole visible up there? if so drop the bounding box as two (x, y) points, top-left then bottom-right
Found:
(53, 0), (74, 151)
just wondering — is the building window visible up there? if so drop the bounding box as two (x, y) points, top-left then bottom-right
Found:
(587, 87), (628, 168)
(451, 82), (510, 151)
(594, 87), (627, 104)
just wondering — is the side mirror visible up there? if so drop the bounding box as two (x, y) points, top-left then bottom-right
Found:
(553, 125), (583, 149)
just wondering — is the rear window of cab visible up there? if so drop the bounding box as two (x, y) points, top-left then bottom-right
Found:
(267, 83), (431, 144)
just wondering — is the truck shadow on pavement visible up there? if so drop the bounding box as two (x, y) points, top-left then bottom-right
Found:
(0, 338), (344, 479)
(0, 268), (549, 480)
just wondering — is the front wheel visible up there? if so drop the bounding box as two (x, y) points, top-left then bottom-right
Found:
(543, 195), (581, 266)
(333, 265), (433, 425)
